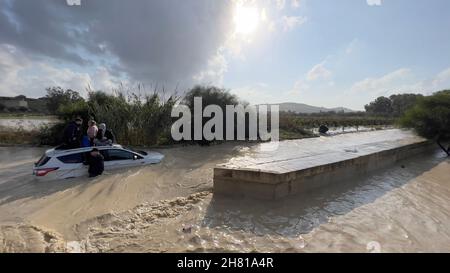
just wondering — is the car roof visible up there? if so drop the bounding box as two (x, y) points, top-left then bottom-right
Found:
(46, 144), (124, 157)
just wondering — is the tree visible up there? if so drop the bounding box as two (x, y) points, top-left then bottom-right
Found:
(45, 87), (84, 114)
(364, 96), (393, 116)
(183, 85), (240, 110)
(389, 93), (423, 117)
(182, 85), (240, 143)
(400, 90), (450, 156)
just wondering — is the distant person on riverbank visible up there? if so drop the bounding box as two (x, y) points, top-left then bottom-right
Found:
(86, 148), (104, 177)
(87, 120), (98, 146)
(95, 123), (116, 146)
(62, 117), (83, 149)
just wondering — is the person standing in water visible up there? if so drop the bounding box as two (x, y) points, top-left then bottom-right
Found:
(87, 148), (104, 177)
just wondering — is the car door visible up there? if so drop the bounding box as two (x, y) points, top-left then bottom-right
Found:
(102, 149), (144, 170)
(56, 152), (88, 178)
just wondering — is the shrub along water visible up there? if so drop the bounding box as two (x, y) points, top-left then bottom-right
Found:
(400, 90), (450, 156)
(41, 86), (178, 146)
(25, 85), (421, 147)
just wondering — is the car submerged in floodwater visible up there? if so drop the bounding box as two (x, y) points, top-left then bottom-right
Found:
(33, 144), (164, 180)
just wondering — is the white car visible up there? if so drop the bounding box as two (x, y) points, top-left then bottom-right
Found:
(33, 144), (164, 180)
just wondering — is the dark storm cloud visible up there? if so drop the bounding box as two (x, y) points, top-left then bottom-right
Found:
(0, 0), (90, 64)
(0, 0), (233, 85)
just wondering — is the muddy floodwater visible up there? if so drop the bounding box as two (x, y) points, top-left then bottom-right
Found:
(0, 117), (58, 131)
(0, 132), (449, 252)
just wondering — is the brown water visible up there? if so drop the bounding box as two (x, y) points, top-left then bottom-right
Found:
(0, 117), (58, 131)
(0, 140), (449, 252)
(0, 143), (245, 239)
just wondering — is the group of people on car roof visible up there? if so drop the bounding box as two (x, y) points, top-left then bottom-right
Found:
(62, 117), (113, 177)
(62, 117), (116, 149)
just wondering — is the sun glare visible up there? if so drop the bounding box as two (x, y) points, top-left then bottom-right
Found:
(234, 4), (260, 35)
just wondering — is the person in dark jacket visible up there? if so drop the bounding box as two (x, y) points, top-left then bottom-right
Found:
(63, 117), (83, 149)
(87, 148), (104, 177)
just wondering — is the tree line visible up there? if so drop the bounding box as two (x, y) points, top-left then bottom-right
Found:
(40, 86), (450, 155)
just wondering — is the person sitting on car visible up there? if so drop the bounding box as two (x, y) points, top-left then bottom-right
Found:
(81, 135), (91, 147)
(62, 117), (83, 149)
(95, 123), (116, 146)
(87, 148), (104, 177)
(87, 120), (98, 146)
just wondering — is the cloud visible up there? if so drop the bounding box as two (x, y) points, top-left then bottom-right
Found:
(291, 0), (301, 9)
(351, 67), (450, 96)
(275, 0), (286, 10)
(366, 0), (382, 6)
(66, 0), (81, 6)
(0, 44), (29, 96)
(345, 39), (360, 55)
(231, 83), (285, 105)
(350, 68), (412, 95)
(0, 44), (119, 97)
(306, 62), (332, 81)
(432, 67), (450, 88)
(0, 0), (234, 94)
(193, 50), (228, 86)
(281, 16), (307, 32)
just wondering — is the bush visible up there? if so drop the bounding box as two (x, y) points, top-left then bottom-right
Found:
(88, 91), (177, 146)
(182, 86), (242, 144)
(42, 88), (178, 147)
(183, 85), (240, 110)
(45, 87), (84, 114)
(400, 90), (450, 155)
(365, 94), (423, 117)
(38, 123), (66, 146)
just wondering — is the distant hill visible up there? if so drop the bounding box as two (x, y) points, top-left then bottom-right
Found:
(276, 102), (355, 114)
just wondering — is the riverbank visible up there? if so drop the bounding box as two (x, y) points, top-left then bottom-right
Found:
(0, 115), (59, 145)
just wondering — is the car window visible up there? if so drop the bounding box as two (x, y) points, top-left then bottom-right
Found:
(57, 153), (84, 164)
(105, 149), (137, 161)
(124, 146), (148, 156)
(36, 155), (51, 167)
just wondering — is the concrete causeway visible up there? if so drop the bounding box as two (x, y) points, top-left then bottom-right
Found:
(213, 129), (432, 199)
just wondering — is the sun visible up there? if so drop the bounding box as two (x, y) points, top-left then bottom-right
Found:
(233, 4), (260, 35)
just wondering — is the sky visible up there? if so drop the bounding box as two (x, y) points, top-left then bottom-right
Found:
(0, 0), (450, 110)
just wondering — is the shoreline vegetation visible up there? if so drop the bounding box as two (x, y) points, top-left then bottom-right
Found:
(0, 124), (394, 147)
(0, 86), (448, 154)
